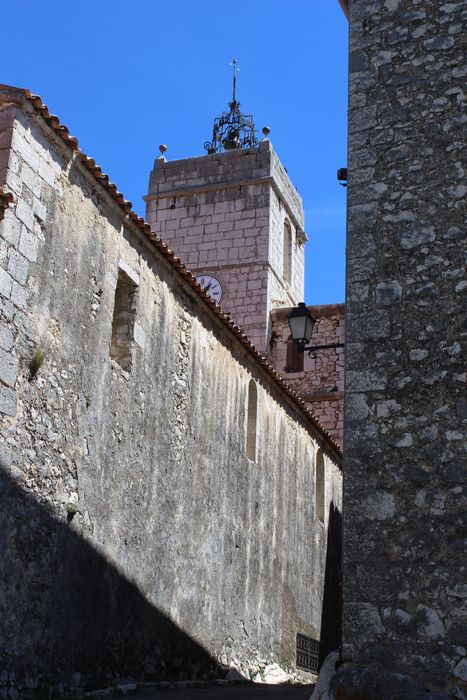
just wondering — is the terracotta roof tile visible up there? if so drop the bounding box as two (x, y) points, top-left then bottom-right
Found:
(0, 84), (342, 460)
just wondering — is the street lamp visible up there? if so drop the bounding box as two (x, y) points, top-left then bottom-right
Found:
(288, 302), (316, 350)
(288, 303), (345, 355)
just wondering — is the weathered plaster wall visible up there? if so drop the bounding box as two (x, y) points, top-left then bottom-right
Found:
(270, 305), (345, 446)
(0, 91), (342, 695)
(145, 142), (305, 353)
(344, 1), (466, 694)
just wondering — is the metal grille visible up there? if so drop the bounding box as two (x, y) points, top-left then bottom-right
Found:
(296, 633), (320, 673)
(204, 59), (258, 154)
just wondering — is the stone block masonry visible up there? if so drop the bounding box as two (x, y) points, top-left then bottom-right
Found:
(0, 86), (342, 696)
(270, 305), (345, 447)
(344, 1), (466, 695)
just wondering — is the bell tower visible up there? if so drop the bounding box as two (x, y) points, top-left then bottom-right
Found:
(144, 63), (307, 352)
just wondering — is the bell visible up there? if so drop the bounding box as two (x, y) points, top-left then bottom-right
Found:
(223, 129), (242, 151)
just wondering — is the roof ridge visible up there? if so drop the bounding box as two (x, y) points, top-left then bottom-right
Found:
(0, 84), (342, 458)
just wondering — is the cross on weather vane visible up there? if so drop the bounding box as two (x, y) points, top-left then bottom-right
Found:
(203, 59), (258, 154)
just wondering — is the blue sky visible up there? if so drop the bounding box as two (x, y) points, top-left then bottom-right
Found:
(4, 1), (348, 304)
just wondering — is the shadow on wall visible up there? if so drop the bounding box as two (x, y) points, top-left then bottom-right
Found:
(0, 461), (223, 695)
(319, 501), (343, 668)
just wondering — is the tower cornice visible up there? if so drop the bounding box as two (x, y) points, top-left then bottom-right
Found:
(144, 175), (307, 241)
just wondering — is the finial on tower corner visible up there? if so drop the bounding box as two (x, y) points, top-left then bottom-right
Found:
(157, 144), (167, 162)
(262, 126), (271, 139)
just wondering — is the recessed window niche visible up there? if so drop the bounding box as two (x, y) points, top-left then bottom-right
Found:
(246, 379), (258, 461)
(110, 268), (138, 371)
(283, 219), (292, 284)
(316, 449), (325, 523)
(286, 334), (304, 373)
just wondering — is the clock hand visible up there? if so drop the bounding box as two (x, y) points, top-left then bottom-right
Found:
(204, 282), (212, 292)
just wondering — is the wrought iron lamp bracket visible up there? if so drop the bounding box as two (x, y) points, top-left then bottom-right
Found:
(297, 342), (345, 356)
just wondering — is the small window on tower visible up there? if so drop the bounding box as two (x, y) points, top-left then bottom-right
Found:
(246, 379), (258, 461)
(283, 219), (292, 284)
(110, 269), (138, 371)
(285, 335), (304, 373)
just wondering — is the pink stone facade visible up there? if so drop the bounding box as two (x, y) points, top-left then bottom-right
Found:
(145, 141), (306, 353)
(270, 304), (345, 446)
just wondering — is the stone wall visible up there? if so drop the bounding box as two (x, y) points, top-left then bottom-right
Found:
(268, 149), (306, 312)
(145, 141), (306, 353)
(270, 305), (345, 446)
(344, 1), (466, 694)
(0, 87), (342, 695)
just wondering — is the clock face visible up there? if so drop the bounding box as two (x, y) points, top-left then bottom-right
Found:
(196, 274), (223, 304)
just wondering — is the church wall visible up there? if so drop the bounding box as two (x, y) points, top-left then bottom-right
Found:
(268, 148), (305, 307)
(344, 1), (466, 694)
(267, 187), (305, 312)
(0, 94), (342, 694)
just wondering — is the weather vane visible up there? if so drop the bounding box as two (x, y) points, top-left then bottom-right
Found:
(204, 58), (258, 154)
(230, 58), (238, 103)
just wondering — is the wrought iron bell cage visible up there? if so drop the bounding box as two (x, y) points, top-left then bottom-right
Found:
(204, 59), (258, 154)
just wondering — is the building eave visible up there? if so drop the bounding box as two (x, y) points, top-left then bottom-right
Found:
(338, 0), (349, 19)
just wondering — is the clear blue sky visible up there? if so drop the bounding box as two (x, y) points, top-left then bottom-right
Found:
(4, 1), (348, 304)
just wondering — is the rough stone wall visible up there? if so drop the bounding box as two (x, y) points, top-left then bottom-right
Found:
(344, 1), (466, 694)
(145, 141), (305, 353)
(0, 91), (342, 695)
(270, 305), (345, 446)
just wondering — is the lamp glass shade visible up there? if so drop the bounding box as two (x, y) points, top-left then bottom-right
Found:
(288, 303), (315, 344)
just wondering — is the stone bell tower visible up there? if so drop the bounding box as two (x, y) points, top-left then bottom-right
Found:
(145, 63), (307, 352)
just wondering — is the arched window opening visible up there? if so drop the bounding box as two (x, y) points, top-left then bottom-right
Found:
(285, 334), (304, 373)
(283, 219), (292, 284)
(246, 379), (258, 461)
(316, 449), (325, 523)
